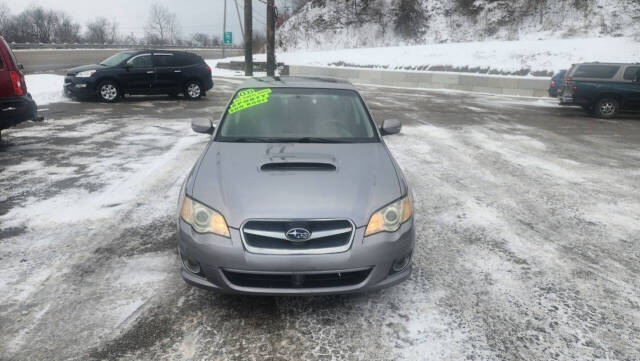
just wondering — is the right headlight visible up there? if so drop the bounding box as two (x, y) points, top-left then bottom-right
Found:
(365, 195), (412, 237)
(180, 196), (230, 238)
(75, 70), (96, 78)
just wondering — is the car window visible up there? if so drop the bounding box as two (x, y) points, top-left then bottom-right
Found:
(155, 54), (177, 67)
(127, 54), (152, 68)
(573, 65), (620, 79)
(552, 70), (566, 82)
(622, 66), (640, 81)
(100, 52), (133, 66)
(216, 88), (378, 143)
(174, 53), (199, 66)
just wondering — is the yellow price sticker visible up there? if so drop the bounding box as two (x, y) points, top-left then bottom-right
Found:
(228, 88), (272, 114)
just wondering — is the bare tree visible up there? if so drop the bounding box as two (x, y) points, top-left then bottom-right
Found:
(122, 32), (138, 45)
(0, 1), (10, 35)
(192, 32), (211, 47)
(54, 12), (81, 43)
(145, 3), (181, 45)
(85, 17), (110, 44)
(109, 18), (119, 43)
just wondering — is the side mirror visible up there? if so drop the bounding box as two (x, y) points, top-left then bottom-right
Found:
(18, 64), (24, 70)
(191, 118), (215, 134)
(380, 119), (401, 135)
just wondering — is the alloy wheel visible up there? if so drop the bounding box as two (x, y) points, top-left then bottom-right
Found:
(100, 84), (118, 101)
(187, 83), (201, 98)
(599, 101), (616, 116)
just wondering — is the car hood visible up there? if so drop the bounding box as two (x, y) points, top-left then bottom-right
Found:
(189, 142), (402, 228)
(66, 64), (106, 76)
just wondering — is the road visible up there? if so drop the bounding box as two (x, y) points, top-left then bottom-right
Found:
(0, 78), (639, 361)
(15, 49), (244, 72)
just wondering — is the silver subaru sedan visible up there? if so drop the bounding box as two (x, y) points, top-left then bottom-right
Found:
(177, 76), (414, 295)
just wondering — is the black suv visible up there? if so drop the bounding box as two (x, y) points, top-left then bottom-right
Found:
(64, 50), (213, 102)
(559, 63), (640, 119)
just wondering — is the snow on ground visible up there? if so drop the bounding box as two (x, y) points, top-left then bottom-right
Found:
(1, 79), (639, 360)
(24, 74), (69, 106)
(222, 37), (640, 76)
(206, 59), (267, 78)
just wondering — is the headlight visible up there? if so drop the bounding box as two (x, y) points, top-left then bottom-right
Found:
(76, 70), (96, 78)
(180, 196), (230, 237)
(364, 195), (412, 237)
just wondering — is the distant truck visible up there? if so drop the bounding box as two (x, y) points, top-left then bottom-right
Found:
(559, 63), (640, 119)
(0, 36), (39, 140)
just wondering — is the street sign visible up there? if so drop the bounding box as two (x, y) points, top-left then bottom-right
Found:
(224, 32), (232, 44)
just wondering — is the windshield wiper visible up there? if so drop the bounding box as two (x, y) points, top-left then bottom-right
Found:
(222, 137), (352, 143)
(294, 137), (351, 143)
(224, 137), (283, 143)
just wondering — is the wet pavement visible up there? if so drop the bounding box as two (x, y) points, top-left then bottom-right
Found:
(1, 77), (639, 361)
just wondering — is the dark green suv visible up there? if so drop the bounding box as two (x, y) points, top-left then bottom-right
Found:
(559, 63), (640, 119)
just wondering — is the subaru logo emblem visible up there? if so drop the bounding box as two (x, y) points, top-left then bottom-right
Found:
(286, 228), (311, 241)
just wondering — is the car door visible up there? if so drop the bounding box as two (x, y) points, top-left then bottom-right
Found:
(622, 66), (640, 109)
(120, 53), (155, 93)
(153, 52), (183, 93)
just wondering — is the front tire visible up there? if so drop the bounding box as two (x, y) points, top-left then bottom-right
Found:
(97, 80), (120, 103)
(184, 81), (202, 100)
(593, 98), (619, 119)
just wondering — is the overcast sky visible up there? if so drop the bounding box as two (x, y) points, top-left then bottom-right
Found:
(9, 0), (289, 44)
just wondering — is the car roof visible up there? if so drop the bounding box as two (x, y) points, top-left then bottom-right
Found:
(574, 62), (639, 66)
(121, 49), (198, 55)
(239, 76), (357, 90)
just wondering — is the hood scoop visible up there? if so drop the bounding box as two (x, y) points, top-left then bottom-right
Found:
(260, 162), (337, 172)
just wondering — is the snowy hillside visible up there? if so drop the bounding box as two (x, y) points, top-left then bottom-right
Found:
(220, 37), (640, 77)
(278, 0), (640, 50)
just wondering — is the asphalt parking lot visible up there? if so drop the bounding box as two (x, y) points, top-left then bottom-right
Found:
(1, 77), (639, 361)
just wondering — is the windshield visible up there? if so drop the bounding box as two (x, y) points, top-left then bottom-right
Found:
(100, 52), (133, 66)
(216, 88), (378, 143)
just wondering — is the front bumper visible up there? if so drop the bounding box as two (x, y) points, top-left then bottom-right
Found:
(63, 76), (97, 98)
(177, 219), (415, 295)
(0, 93), (37, 130)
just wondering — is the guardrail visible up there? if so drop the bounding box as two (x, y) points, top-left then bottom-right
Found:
(16, 48), (244, 73)
(10, 43), (242, 50)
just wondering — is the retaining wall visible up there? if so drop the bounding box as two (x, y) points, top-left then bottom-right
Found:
(289, 65), (549, 97)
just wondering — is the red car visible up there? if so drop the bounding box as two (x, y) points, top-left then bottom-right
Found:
(0, 36), (38, 140)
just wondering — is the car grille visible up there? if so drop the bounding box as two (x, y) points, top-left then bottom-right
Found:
(241, 219), (355, 254)
(222, 269), (371, 289)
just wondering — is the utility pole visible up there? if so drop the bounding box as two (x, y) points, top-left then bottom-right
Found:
(233, 0), (244, 40)
(266, 0), (275, 76)
(222, 0), (227, 58)
(244, 0), (253, 75)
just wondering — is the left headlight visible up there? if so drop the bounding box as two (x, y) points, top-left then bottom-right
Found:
(180, 196), (230, 237)
(364, 195), (412, 237)
(76, 70), (96, 78)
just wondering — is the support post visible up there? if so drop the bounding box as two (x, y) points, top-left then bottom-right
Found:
(244, 0), (253, 75)
(266, 0), (276, 76)
(222, 0), (227, 59)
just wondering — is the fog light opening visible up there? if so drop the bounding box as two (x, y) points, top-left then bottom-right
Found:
(391, 252), (412, 273)
(185, 259), (201, 275)
(180, 251), (202, 275)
